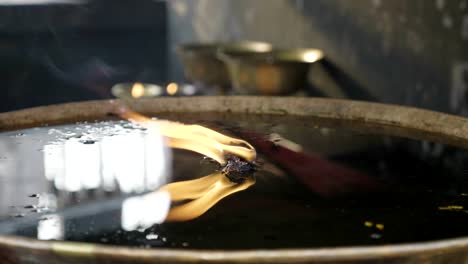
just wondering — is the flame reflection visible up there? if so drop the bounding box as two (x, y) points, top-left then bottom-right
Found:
(116, 107), (256, 165)
(122, 172), (255, 230)
(163, 173), (255, 222)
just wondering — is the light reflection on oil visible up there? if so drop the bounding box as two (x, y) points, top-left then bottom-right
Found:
(36, 118), (256, 238)
(37, 214), (64, 240)
(0, 110), (257, 241)
(43, 124), (170, 194)
(38, 123), (172, 239)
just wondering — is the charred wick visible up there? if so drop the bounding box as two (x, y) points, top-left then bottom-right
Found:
(221, 155), (258, 183)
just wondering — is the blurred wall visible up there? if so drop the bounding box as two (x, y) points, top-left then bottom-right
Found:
(168, 0), (468, 114)
(0, 0), (167, 112)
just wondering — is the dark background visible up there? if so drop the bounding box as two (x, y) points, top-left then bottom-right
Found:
(1, 0), (468, 115)
(0, 0), (167, 112)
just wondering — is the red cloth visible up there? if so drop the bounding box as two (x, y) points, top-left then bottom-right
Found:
(239, 130), (380, 197)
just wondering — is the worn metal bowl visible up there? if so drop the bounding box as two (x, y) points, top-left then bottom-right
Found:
(3, 97), (468, 263)
(218, 49), (324, 95)
(176, 41), (273, 93)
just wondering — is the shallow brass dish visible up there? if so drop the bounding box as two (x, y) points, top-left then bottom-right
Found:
(176, 41), (272, 92)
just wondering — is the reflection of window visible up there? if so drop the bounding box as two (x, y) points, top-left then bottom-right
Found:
(37, 214), (64, 241)
(43, 131), (170, 194)
(121, 190), (171, 231)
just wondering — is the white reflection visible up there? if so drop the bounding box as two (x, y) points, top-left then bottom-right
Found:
(65, 140), (101, 192)
(37, 214), (64, 240)
(269, 133), (303, 152)
(43, 145), (65, 182)
(301, 50), (324, 63)
(121, 190), (170, 231)
(37, 193), (58, 212)
(182, 84), (196, 95)
(43, 125), (170, 194)
(101, 134), (146, 193)
(145, 84), (163, 97)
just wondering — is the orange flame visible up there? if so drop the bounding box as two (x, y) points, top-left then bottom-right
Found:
(159, 173), (255, 222)
(116, 107), (256, 165)
(114, 105), (257, 223)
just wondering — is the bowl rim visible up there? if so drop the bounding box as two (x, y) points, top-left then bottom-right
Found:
(217, 48), (324, 64)
(176, 41), (273, 55)
(2, 235), (468, 262)
(2, 96), (468, 262)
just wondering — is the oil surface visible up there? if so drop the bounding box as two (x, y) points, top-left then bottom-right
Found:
(1, 114), (468, 249)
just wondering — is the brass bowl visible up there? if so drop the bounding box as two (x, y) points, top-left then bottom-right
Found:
(218, 49), (324, 95)
(176, 41), (272, 92)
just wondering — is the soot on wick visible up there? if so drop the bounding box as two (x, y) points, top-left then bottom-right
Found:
(221, 155), (257, 183)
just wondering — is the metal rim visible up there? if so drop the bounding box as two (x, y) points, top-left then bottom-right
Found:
(217, 48), (324, 64)
(177, 41), (273, 55)
(1, 235), (468, 262)
(2, 96), (468, 262)
(1, 96), (468, 149)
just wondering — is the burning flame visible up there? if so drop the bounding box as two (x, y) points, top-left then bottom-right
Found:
(114, 106), (257, 228)
(166, 82), (178, 95)
(160, 172), (255, 222)
(131, 82), (145, 98)
(116, 107), (256, 165)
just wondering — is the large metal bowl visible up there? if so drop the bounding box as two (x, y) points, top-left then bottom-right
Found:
(218, 49), (324, 95)
(176, 42), (272, 93)
(2, 97), (468, 263)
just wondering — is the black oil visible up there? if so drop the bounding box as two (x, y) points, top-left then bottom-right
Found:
(1, 114), (468, 249)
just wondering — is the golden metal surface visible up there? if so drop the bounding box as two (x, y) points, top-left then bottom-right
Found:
(176, 41), (273, 92)
(218, 49), (324, 95)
